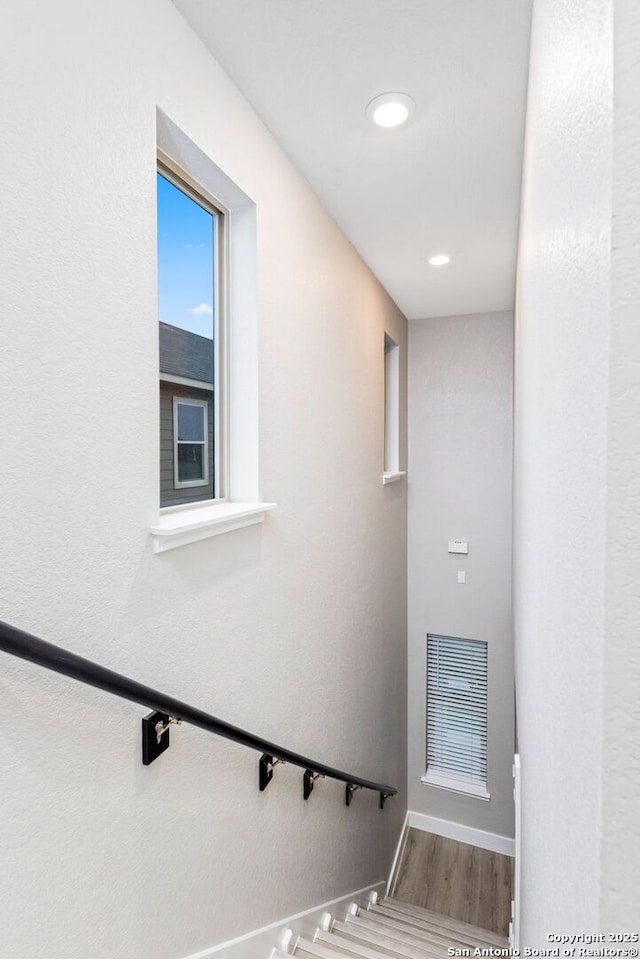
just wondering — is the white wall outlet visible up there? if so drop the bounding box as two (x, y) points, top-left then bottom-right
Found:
(448, 540), (468, 554)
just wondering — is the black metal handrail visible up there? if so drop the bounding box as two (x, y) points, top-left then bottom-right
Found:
(0, 620), (396, 807)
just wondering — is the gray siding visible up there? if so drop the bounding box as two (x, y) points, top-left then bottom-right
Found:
(160, 382), (214, 507)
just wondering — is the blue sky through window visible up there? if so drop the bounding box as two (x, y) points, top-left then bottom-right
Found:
(157, 173), (215, 340)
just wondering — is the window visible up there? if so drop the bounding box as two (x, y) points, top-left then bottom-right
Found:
(150, 114), (274, 553)
(173, 398), (209, 487)
(382, 333), (405, 484)
(423, 634), (490, 800)
(157, 161), (222, 508)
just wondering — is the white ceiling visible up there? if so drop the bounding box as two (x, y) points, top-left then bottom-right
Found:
(172, 0), (533, 320)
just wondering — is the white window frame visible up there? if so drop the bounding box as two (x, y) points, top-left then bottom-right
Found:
(422, 633), (490, 801)
(158, 157), (226, 502)
(173, 397), (209, 489)
(151, 113), (275, 553)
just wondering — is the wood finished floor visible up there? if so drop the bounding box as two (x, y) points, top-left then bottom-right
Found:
(389, 828), (513, 937)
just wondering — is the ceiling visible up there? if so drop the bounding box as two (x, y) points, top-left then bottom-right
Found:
(172, 0), (533, 321)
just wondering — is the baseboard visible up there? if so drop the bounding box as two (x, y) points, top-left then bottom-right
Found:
(406, 810), (515, 857)
(512, 754), (521, 946)
(179, 881), (386, 959)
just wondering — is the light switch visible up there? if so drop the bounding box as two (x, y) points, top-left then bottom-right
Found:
(457, 571), (466, 584)
(448, 540), (468, 554)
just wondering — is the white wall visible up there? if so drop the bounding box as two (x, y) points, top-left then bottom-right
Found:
(600, 0), (640, 929)
(514, 0), (612, 940)
(407, 312), (514, 839)
(0, 2), (407, 957)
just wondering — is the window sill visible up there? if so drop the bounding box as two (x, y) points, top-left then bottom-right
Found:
(421, 771), (490, 801)
(151, 501), (276, 554)
(382, 471), (406, 485)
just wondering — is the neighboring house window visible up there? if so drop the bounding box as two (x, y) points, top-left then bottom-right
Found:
(173, 397), (208, 487)
(423, 634), (490, 800)
(157, 161), (223, 508)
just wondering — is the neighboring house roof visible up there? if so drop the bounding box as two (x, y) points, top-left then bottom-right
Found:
(159, 321), (214, 385)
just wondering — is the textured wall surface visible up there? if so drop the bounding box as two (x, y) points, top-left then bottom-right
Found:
(600, 0), (640, 929)
(514, 0), (612, 940)
(0, 2), (407, 956)
(407, 312), (514, 838)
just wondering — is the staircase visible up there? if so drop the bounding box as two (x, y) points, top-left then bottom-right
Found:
(272, 893), (509, 959)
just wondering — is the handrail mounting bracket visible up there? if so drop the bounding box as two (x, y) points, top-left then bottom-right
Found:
(259, 753), (284, 791)
(303, 768), (323, 800)
(345, 782), (362, 807)
(142, 711), (180, 765)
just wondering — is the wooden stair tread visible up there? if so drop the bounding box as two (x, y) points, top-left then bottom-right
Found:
(367, 906), (494, 949)
(316, 929), (419, 959)
(347, 912), (456, 950)
(332, 919), (435, 959)
(377, 901), (508, 947)
(347, 910), (474, 955)
(382, 897), (508, 943)
(296, 936), (356, 959)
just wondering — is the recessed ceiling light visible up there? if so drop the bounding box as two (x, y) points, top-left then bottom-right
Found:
(429, 254), (451, 266)
(366, 92), (415, 129)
